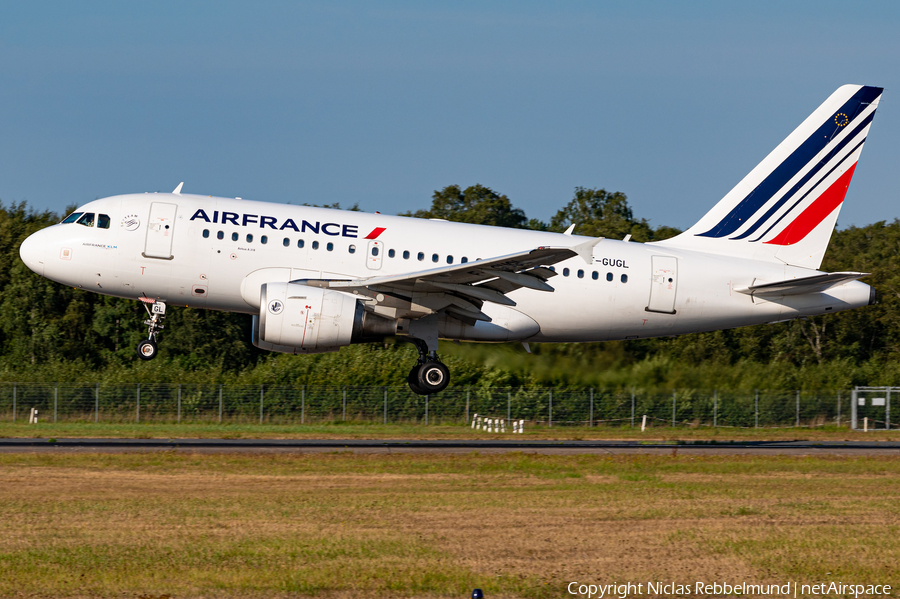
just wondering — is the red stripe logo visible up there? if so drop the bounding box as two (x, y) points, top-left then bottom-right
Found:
(764, 163), (857, 246)
(364, 227), (386, 239)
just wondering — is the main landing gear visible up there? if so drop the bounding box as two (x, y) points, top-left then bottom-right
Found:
(407, 338), (450, 395)
(136, 300), (166, 361)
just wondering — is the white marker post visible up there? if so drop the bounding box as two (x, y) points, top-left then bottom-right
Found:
(641, 414), (647, 432)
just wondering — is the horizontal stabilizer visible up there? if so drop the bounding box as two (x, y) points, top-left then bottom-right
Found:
(735, 271), (868, 297)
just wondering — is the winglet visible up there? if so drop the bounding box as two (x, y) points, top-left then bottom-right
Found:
(172, 182), (184, 195)
(572, 236), (603, 264)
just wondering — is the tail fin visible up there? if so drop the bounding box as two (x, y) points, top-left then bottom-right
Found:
(657, 84), (883, 269)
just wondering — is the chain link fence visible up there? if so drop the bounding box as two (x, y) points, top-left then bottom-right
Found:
(0, 383), (870, 428)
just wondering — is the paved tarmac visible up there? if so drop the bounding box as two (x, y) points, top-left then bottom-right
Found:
(1, 438), (899, 455)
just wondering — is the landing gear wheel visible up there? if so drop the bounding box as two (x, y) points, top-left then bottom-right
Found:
(408, 365), (427, 395)
(136, 339), (158, 361)
(416, 361), (450, 394)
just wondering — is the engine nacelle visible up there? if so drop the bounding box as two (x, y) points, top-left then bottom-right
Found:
(251, 283), (397, 354)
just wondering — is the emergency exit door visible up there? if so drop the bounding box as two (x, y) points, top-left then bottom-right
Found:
(143, 202), (177, 259)
(646, 255), (677, 314)
(366, 240), (384, 270)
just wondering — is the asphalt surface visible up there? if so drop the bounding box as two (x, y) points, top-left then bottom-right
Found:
(1, 438), (899, 455)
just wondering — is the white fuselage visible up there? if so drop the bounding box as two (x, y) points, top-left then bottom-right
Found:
(20, 193), (872, 344)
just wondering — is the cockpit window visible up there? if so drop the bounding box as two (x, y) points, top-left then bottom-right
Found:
(62, 212), (83, 224)
(98, 214), (111, 229)
(76, 213), (95, 227)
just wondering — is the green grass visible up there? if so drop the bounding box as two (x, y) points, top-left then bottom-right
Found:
(1, 420), (899, 441)
(1, 452), (899, 598)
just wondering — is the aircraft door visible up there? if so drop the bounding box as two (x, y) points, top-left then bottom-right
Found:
(366, 240), (383, 270)
(646, 255), (677, 314)
(143, 202), (177, 259)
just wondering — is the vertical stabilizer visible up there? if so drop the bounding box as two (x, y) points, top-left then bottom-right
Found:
(657, 85), (883, 269)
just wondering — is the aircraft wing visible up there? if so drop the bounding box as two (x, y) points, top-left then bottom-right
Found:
(296, 237), (602, 324)
(735, 272), (869, 297)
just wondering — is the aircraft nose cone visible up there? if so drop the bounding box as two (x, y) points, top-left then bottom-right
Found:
(19, 231), (46, 276)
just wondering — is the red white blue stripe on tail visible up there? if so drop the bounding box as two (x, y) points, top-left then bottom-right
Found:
(657, 85), (882, 270)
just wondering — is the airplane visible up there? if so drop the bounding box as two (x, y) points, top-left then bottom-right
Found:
(19, 84), (882, 395)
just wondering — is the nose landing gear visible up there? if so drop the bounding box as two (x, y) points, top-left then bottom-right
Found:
(407, 338), (450, 395)
(136, 300), (166, 361)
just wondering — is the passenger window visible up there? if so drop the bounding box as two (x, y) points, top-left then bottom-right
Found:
(403, 250), (410, 259)
(432, 254), (439, 263)
(447, 256), (453, 264)
(417, 252), (424, 261)
(621, 274), (628, 283)
(326, 242), (333, 251)
(388, 249), (395, 258)
(312, 241), (319, 250)
(577, 269), (584, 279)
(261, 235), (268, 244)
(371, 246), (379, 256)
(232, 232), (239, 241)
(563, 268), (570, 277)
(76, 213), (95, 227)
(98, 214), (111, 229)
(202, 229), (210, 238)
(298, 239), (305, 248)
(606, 272), (613, 282)
(349, 244), (356, 254)
(461, 257), (468, 263)
(283, 237), (290, 247)
(549, 266), (556, 272)
(217, 231), (224, 240)
(62, 212), (83, 224)
(592, 271), (598, 280)
(246, 234), (253, 243)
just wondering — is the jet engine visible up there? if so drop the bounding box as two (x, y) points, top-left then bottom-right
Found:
(251, 282), (397, 354)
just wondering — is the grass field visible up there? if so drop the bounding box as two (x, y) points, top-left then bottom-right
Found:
(1, 421), (900, 441)
(1, 452), (898, 598)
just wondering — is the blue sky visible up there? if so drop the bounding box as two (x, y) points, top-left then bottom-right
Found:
(1, 1), (898, 230)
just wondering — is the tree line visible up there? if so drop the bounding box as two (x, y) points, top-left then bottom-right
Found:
(0, 184), (898, 391)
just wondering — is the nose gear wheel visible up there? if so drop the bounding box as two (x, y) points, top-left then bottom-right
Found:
(136, 299), (166, 361)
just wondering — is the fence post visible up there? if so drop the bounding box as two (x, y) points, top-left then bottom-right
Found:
(136, 383), (140, 424)
(837, 391), (841, 428)
(177, 384), (181, 424)
(260, 384), (264, 425)
(548, 391), (553, 428)
(672, 390), (676, 428)
(631, 390), (635, 428)
(465, 389), (470, 425)
(755, 389), (759, 429)
(12, 383), (16, 423)
(712, 389), (717, 428)
(95, 383), (99, 424)
(851, 387), (857, 430)
(425, 394), (429, 425)
(887, 388), (891, 430)
(218, 385), (223, 424)
(301, 386), (305, 425)
(508, 392), (511, 424)
(383, 387), (387, 425)
(342, 388), (347, 421)
(589, 388), (593, 427)
(796, 390), (800, 427)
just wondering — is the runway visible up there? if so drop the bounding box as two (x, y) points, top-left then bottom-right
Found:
(1, 438), (899, 455)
